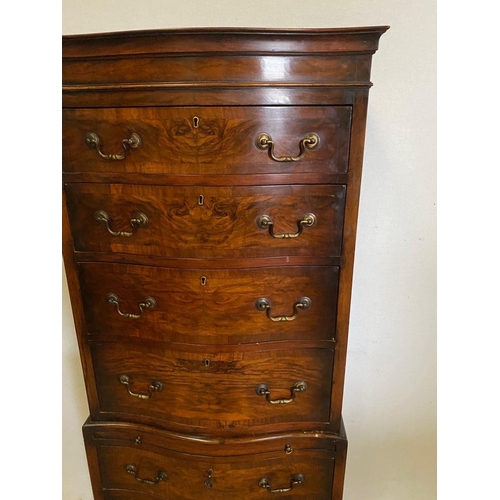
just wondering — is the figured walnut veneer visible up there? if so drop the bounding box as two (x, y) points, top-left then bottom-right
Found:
(63, 26), (388, 500)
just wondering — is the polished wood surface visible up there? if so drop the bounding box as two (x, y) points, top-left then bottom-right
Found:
(62, 107), (351, 175)
(63, 27), (388, 500)
(98, 446), (334, 499)
(91, 341), (333, 431)
(64, 54), (371, 87)
(62, 87), (358, 109)
(84, 419), (347, 500)
(79, 263), (339, 344)
(66, 184), (346, 258)
(63, 26), (388, 58)
(86, 420), (343, 455)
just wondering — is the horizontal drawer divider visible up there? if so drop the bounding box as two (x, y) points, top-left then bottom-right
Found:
(62, 172), (350, 185)
(73, 253), (343, 268)
(94, 440), (336, 461)
(96, 409), (333, 436)
(88, 423), (343, 449)
(86, 337), (336, 351)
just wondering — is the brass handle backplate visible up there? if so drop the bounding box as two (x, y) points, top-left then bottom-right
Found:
(95, 210), (148, 237)
(255, 132), (319, 162)
(125, 464), (168, 485)
(255, 381), (308, 405)
(119, 374), (164, 400)
(256, 213), (316, 239)
(258, 473), (305, 493)
(106, 293), (156, 319)
(255, 297), (312, 322)
(85, 132), (142, 160)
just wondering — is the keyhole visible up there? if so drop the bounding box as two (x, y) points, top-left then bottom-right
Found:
(200, 276), (207, 286)
(198, 194), (204, 205)
(204, 359), (211, 367)
(193, 116), (200, 128)
(205, 469), (213, 489)
(285, 444), (293, 454)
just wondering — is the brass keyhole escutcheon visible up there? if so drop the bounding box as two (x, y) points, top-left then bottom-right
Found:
(200, 276), (207, 286)
(204, 359), (211, 367)
(285, 444), (293, 454)
(193, 116), (200, 128)
(205, 469), (213, 489)
(198, 194), (204, 205)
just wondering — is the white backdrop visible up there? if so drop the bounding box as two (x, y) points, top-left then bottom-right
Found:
(62, 2), (436, 499)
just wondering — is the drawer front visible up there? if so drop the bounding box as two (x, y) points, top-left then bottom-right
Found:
(79, 263), (339, 344)
(65, 183), (345, 259)
(91, 342), (333, 429)
(97, 444), (335, 500)
(62, 106), (351, 175)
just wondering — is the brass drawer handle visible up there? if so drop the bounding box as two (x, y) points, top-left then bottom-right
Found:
(258, 473), (305, 493)
(94, 210), (148, 237)
(85, 132), (142, 160)
(119, 374), (164, 399)
(255, 297), (311, 322)
(106, 293), (156, 319)
(255, 381), (308, 405)
(256, 213), (316, 239)
(256, 132), (319, 162)
(125, 464), (168, 485)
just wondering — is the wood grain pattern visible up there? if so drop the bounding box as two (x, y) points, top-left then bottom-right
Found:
(91, 341), (333, 430)
(98, 446), (334, 499)
(87, 423), (341, 455)
(63, 190), (100, 417)
(83, 419), (347, 500)
(73, 252), (341, 269)
(65, 184), (346, 259)
(62, 26), (388, 500)
(62, 106), (351, 175)
(63, 54), (371, 86)
(78, 263), (339, 344)
(329, 90), (371, 433)
(62, 172), (349, 186)
(62, 26), (389, 59)
(62, 86), (358, 108)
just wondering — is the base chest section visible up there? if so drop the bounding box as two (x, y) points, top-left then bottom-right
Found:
(83, 421), (347, 500)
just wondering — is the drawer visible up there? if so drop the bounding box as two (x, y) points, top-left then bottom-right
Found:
(65, 183), (346, 259)
(86, 421), (341, 500)
(62, 106), (351, 175)
(90, 341), (334, 430)
(78, 263), (339, 344)
(83, 410), (347, 499)
(97, 447), (334, 500)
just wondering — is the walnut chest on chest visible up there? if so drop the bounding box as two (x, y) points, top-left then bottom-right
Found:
(62, 26), (388, 500)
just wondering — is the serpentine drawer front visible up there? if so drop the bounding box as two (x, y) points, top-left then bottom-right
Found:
(63, 27), (387, 500)
(84, 421), (347, 500)
(90, 341), (333, 431)
(65, 183), (346, 258)
(98, 447), (333, 499)
(62, 106), (351, 175)
(78, 263), (339, 344)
